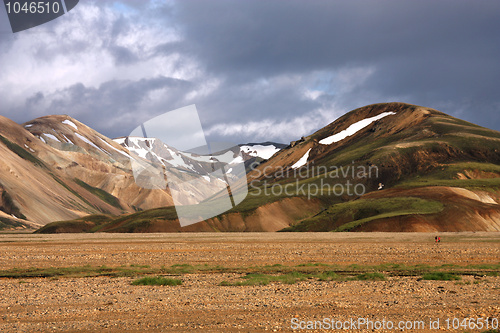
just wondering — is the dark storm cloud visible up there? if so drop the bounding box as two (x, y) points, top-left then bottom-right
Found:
(21, 76), (194, 139)
(176, 1), (500, 75)
(108, 45), (139, 65)
(1, 0), (499, 144)
(173, 0), (500, 133)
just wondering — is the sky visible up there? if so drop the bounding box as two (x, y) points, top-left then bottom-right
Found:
(1, 0), (499, 145)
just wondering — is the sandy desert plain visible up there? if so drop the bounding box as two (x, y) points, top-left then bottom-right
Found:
(0, 232), (498, 332)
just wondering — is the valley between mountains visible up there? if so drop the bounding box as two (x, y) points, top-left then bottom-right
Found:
(1, 102), (499, 233)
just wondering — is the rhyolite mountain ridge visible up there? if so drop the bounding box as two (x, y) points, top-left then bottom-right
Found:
(0, 112), (283, 231)
(0, 102), (499, 232)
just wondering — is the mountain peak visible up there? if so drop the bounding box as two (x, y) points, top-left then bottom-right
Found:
(309, 102), (438, 144)
(23, 114), (83, 131)
(252, 102), (500, 182)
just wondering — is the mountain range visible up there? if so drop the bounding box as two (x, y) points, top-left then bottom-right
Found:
(1, 102), (499, 232)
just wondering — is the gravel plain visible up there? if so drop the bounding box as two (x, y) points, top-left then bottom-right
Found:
(0, 232), (498, 332)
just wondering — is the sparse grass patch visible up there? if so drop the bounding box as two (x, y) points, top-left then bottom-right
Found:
(0, 217), (27, 230)
(297, 262), (329, 267)
(420, 272), (461, 281)
(90, 206), (179, 232)
(168, 264), (195, 274)
(74, 179), (123, 210)
(0, 135), (47, 169)
(352, 272), (386, 281)
(1, 262), (497, 284)
(317, 271), (341, 281)
(283, 197), (444, 232)
(131, 276), (182, 286)
(220, 272), (310, 286)
(36, 215), (114, 234)
(0, 264), (156, 279)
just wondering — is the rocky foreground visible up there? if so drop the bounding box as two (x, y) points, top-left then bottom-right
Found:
(0, 232), (498, 332)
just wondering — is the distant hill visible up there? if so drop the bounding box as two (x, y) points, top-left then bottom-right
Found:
(0, 114), (287, 231)
(257, 102), (500, 232)
(36, 102), (500, 233)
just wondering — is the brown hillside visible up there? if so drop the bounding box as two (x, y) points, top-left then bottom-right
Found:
(354, 187), (500, 232)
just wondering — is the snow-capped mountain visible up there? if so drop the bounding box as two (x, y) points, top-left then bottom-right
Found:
(239, 142), (286, 160)
(5, 102), (500, 233)
(114, 136), (245, 178)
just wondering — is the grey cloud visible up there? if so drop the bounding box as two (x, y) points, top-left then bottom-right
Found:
(1, 0), (499, 145)
(172, 0), (500, 135)
(26, 92), (45, 108)
(176, 1), (500, 76)
(108, 45), (139, 65)
(19, 76), (194, 139)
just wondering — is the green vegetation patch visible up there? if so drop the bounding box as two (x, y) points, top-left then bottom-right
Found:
(397, 162), (500, 191)
(420, 272), (461, 281)
(317, 271), (341, 281)
(220, 271), (310, 286)
(0, 135), (47, 169)
(0, 265), (157, 278)
(74, 179), (123, 210)
(0, 217), (26, 230)
(282, 197), (444, 232)
(91, 206), (178, 232)
(49, 175), (97, 214)
(1, 262), (497, 284)
(352, 272), (386, 281)
(35, 215), (113, 234)
(0, 189), (27, 220)
(131, 276), (182, 286)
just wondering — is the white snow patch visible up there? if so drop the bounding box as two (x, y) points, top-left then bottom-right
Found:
(61, 134), (72, 144)
(62, 119), (78, 130)
(202, 175), (210, 182)
(230, 156), (244, 164)
(292, 148), (312, 169)
(186, 153), (214, 163)
(187, 150), (242, 165)
(44, 133), (60, 142)
(164, 148), (194, 171)
(24, 124), (33, 128)
(122, 138), (160, 158)
(74, 133), (110, 155)
(240, 144), (281, 159)
(39, 136), (46, 144)
(319, 112), (396, 145)
(117, 136), (246, 171)
(216, 178), (228, 185)
(113, 138), (126, 145)
(98, 137), (130, 158)
(24, 144), (35, 153)
(121, 138), (151, 159)
(128, 147), (148, 159)
(75, 133), (96, 147)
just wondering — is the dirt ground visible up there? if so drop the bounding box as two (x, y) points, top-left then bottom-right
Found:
(0, 232), (498, 332)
